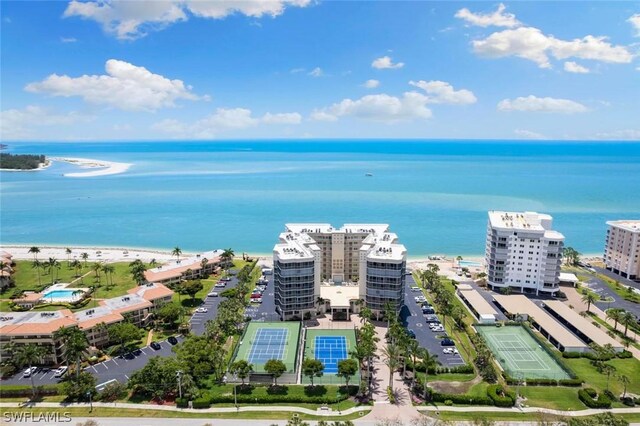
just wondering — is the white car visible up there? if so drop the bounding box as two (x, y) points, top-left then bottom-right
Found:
(23, 367), (38, 378)
(410, 286), (421, 292)
(414, 296), (426, 303)
(196, 307), (208, 313)
(207, 292), (218, 297)
(443, 348), (459, 355)
(54, 366), (68, 378)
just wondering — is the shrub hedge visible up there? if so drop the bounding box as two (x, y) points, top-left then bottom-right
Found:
(578, 388), (612, 408)
(175, 398), (189, 408)
(0, 384), (60, 397)
(486, 384), (516, 407)
(191, 398), (211, 409)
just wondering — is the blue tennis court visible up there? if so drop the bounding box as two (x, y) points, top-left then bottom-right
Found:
(314, 336), (348, 374)
(247, 328), (289, 365)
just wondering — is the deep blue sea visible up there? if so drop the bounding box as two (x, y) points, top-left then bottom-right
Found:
(1, 140), (639, 257)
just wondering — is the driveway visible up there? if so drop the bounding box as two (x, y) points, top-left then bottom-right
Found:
(401, 274), (466, 368)
(189, 275), (242, 336)
(244, 275), (279, 322)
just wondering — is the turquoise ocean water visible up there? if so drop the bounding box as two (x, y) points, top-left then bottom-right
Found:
(1, 140), (639, 256)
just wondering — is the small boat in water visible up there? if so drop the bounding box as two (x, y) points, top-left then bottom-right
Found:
(365, 173), (373, 177)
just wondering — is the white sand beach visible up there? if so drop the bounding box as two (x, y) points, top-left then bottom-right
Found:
(50, 157), (132, 177)
(0, 245), (181, 264)
(0, 160), (52, 172)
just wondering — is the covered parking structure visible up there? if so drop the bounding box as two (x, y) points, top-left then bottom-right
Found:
(493, 294), (588, 352)
(457, 284), (498, 323)
(542, 300), (624, 352)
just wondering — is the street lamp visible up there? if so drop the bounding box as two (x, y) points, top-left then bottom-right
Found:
(86, 391), (92, 412)
(176, 370), (183, 399)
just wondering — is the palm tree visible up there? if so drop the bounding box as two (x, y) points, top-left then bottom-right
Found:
(601, 364), (616, 391)
(92, 262), (103, 286)
(31, 260), (42, 287)
(618, 375), (630, 398)
(407, 339), (420, 388)
(46, 258), (60, 284)
(65, 248), (72, 268)
(419, 349), (439, 401)
(71, 259), (82, 278)
(221, 248), (235, 268)
(14, 344), (48, 398)
(172, 246), (182, 263)
(102, 264), (115, 289)
(81, 252), (89, 267)
(200, 258), (208, 278)
(581, 292), (598, 313)
(381, 343), (401, 392)
(606, 308), (624, 331)
(621, 311), (636, 337)
(349, 345), (368, 385)
(28, 246), (40, 261)
(149, 258), (157, 267)
(53, 326), (88, 377)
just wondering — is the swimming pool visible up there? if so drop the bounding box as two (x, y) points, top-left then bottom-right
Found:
(41, 289), (84, 302)
(458, 260), (482, 267)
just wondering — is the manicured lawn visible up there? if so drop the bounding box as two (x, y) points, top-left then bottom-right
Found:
(0, 407), (366, 421)
(563, 357), (640, 395)
(466, 381), (490, 397)
(90, 262), (152, 299)
(518, 386), (583, 410)
(8, 260), (82, 292)
(0, 300), (13, 311)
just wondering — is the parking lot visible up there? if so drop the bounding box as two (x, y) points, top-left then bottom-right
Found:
(401, 274), (466, 368)
(244, 272), (280, 322)
(189, 274), (242, 335)
(1, 336), (184, 386)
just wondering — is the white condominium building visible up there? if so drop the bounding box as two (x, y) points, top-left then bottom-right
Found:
(604, 220), (640, 281)
(273, 224), (406, 321)
(485, 211), (564, 295)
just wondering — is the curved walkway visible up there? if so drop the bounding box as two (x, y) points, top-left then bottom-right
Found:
(0, 401), (372, 417)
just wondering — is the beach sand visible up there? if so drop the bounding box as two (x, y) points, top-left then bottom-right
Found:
(50, 157), (132, 177)
(0, 160), (52, 172)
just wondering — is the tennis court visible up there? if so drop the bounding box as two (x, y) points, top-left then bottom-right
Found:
(233, 322), (300, 373)
(476, 325), (571, 380)
(303, 328), (359, 385)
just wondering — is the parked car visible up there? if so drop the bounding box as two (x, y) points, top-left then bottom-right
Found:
(441, 338), (455, 346)
(442, 347), (459, 355)
(422, 307), (435, 315)
(253, 298), (263, 304)
(196, 307), (208, 313)
(407, 329), (416, 338)
(410, 286), (421, 292)
(22, 367), (37, 378)
(220, 277), (232, 282)
(53, 366), (68, 378)
(207, 292), (219, 297)
(414, 296), (426, 303)
(132, 349), (142, 356)
(214, 282), (225, 288)
(424, 314), (440, 323)
(168, 336), (179, 345)
(430, 326), (444, 332)
(421, 301), (431, 308)
(250, 293), (261, 299)
(150, 341), (161, 350)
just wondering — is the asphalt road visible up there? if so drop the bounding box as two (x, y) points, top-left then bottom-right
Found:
(189, 274), (243, 336)
(400, 274), (466, 368)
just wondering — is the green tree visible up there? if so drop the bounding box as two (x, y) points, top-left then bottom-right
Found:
(156, 302), (183, 326)
(107, 322), (143, 355)
(419, 349), (439, 401)
(174, 335), (219, 380)
(264, 359), (287, 386)
(81, 252), (89, 266)
(221, 248), (235, 267)
(53, 326), (88, 378)
(92, 262), (103, 286)
(606, 308), (624, 330)
(70, 259), (82, 278)
(99, 381), (128, 402)
(301, 358), (324, 387)
(28, 246), (40, 261)
(61, 371), (96, 401)
(618, 374), (630, 398)
(381, 343), (401, 391)
(129, 259), (147, 285)
(230, 359), (254, 386)
(582, 292), (598, 313)
(621, 311), (636, 337)
(102, 264), (115, 289)
(562, 247), (581, 266)
(200, 258), (209, 278)
(337, 358), (358, 388)
(182, 279), (203, 300)
(172, 246), (182, 263)
(65, 248), (72, 268)
(128, 356), (184, 400)
(31, 260), (42, 287)
(14, 344), (48, 398)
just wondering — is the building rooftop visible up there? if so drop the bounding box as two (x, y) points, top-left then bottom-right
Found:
(488, 211), (551, 231)
(128, 282), (174, 301)
(320, 284), (360, 308)
(607, 220), (640, 233)
(457, 286), (499, 317)
(144, 249), (222, 282)
(493, 294), (587, 350)
(102, 294), (152, 314)
(75, 306), (124, 330)
(0, 310), (76, 336)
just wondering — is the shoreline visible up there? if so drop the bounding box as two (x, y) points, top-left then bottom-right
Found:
(49, 156), (132, 177)
(0, 244), (602, 266)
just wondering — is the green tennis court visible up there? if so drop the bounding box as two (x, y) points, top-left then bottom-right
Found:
(302, 328), (359, 385)
(476, 325), (571, 380)
(234, 322), (300, 373)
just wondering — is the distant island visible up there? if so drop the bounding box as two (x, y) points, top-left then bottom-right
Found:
(0, 153), (48, 170)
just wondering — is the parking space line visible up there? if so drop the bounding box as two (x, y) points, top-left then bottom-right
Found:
(102, 363), (109, 370)
(111, 358), (119, 365)
(91, 366), (98, 373)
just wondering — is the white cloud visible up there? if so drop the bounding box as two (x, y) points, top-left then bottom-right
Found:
(472, 27), (633, 68)
(372, 56), (404, 69)
(63, 0), (311, 40)
(629, 14), (640, 37)
(60, 37), (77, 43)
(409, 80), (477, 105)
(308, 67), (323, 77)
(594, 129), (640, 140)
(455, 3), (520, 28)
(0, 105), (90, 139)
(290, 68), (305, 74)
(514, 129), (547, 140)
(563, 61), (590, 74)
(25, 59), (206, 112)
(261, 112), (302, 124)
(497, 95), (588, 114)
(363, 79), (380, 89)
(153, 107), (301, 138)
(311, 92), (432, 123)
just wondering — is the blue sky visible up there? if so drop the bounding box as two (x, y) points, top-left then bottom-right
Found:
(1, 1), (639, 141)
